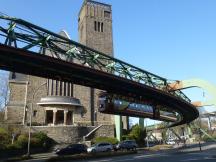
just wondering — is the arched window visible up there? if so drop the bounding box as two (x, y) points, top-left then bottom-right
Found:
(90, 6), (94, 17)
(56, 80), (58, 95)
(98, 22), (100, 32)
(101, 23), (103, 32)
(59, 81), (62, 96)
(33, 110), (37, 117)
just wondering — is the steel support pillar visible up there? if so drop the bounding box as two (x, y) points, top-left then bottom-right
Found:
(115, 115), (122, 141)
(207, 117), (212, 130)
(187, 124), (192, 138)
(139, 118), (144, 129)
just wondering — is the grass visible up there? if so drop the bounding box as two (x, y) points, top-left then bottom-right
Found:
(147, 144), (173, 151)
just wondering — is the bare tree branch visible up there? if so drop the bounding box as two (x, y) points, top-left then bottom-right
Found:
(0, 70), (9, 112)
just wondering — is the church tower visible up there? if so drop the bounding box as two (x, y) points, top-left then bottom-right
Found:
(78, 0), (113, 55)
(76, 0), (114, 126)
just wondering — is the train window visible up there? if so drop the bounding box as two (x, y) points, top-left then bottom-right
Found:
(129, 103), (134, 108)
(99, 97), (106, 101)
(11, 72), (16, 79)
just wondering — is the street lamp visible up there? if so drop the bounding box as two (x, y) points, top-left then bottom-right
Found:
(198, 116), (202, 151)
(27, 82), (47, 157)
(145, 119), (149, 148)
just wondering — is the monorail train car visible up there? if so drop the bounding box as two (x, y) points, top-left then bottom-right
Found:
(98, 92), (178, 122)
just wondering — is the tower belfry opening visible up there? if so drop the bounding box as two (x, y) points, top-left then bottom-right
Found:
(78, 0), (113, 55)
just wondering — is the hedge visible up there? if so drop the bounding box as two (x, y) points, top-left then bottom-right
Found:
(92, 136), (118, 145)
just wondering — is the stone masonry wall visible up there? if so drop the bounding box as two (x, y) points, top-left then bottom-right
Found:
(26, 76), (47, 125)
(6, 81), (28, 124)
(0, 123), (115, 144)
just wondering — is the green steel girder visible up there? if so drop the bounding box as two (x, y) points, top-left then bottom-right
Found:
(0, 14), (190, 103)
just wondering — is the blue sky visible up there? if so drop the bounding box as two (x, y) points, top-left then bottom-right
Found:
(1, 0), (216, 124)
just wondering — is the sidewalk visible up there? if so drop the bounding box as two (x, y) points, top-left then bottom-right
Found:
(30, 152), (56, 160)
(137, 142), (216, 154)
(175, 142), (216, 153)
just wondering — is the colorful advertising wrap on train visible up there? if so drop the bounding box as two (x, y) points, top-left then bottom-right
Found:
(98, 93), (178, 122)
(113, 99), (153, 113)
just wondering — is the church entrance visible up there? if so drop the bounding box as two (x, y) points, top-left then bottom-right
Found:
(46, 110), (53, 125)
(45, 108), (74, 126)
(56, 110), (64, 125)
